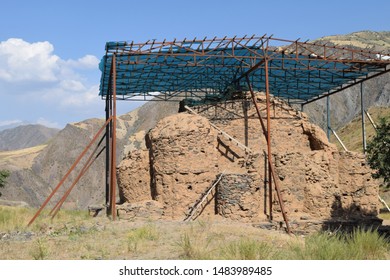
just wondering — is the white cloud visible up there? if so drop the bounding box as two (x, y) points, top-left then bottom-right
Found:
(59, 84), (100, 107)
(59, 79), (86, 92)
(0, 38), (102, 124)
(0, 119), (24, 127)
(0, 38), (59, 82)
(64, 55), (100, 69)
(36, 117), (62, 129)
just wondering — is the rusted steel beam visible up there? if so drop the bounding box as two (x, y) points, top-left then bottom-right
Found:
(49, 135), (106, 219)
(245, 73), (291, 234)
(110, 54), (117, 220)
(27, 116), (113, 227)
(264, 60), (272, 214)
(264, 59), (273, 221)
(303, 66), (390, 105)
(235, 59), (266, 83)
(264, 59), (291, 233)
(105, 90), (111, 214)
(246, 76), (268, 134)
(108, 36), (390, 58)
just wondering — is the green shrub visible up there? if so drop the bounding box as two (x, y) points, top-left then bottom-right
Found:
(348, 228), (389, 259)
(366, 118), (390, 188)
(0, 170), (10, 197)
(127, 224), (159, 253)
(177, 232), (213, 260)
(222, 238), (275, 260)
(289, 229), (389, 260)
(30, 238), (49, 260)
(291, 232), (349, 260)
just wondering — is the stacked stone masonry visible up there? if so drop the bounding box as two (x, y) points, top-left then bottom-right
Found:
(117, 94), (381, 231)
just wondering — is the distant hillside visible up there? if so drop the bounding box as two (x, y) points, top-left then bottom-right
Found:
(330, 107), (390, 153)
(302, 31), (390, 132)
(0, 124), (59, 151)
(0, 121), (30, 132)
(316, 30), (390, 52)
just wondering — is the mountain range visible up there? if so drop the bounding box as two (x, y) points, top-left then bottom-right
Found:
(0, 124), (59, 151)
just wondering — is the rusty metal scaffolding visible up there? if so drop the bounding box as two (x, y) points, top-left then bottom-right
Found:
(99, 35), (390, 103)
(29, 35), (390, 230)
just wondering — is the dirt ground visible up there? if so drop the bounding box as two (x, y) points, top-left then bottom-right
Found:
(0, 215), (293, 260)
(1, 205), (389, 260)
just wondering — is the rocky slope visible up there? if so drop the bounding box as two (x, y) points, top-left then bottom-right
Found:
(302, 31), (390, 131)
(0, 124), (59, 151)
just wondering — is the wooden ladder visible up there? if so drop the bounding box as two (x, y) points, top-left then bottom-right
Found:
(184, 172), (225, 222)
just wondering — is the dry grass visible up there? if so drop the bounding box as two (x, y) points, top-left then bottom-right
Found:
(379, 212), (390, 221)
(0, 206), (389, 260)
(0, 144), (46, 169)
(331, 107), (390, 153)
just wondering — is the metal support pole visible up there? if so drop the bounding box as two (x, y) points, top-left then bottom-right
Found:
(243, 99), (249, 147)
(110, 54), (117, 220)
(265, 59), (273, 221)
(263, 151), (268, 216)
(326, 95), (331, 140)
(105, 95), (111, 215)
(245, 73), (291, 234)
(361, 83), (367, 153)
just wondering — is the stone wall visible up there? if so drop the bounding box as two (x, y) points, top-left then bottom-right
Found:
(274, 150), (379, 225)
(216, 174), (262, 222)
(148, 113), (219, 219)
(117, 149), (151, 203)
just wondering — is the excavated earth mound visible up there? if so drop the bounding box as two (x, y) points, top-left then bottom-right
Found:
(117, 94), (381, 232)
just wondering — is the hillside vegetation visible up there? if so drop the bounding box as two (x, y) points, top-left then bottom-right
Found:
(316, 30), (390, 51)
(331, 107), (390, 153)
(0, 145), (46, 170)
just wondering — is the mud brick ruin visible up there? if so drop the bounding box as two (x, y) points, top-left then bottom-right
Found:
(117, 95), (381, 232)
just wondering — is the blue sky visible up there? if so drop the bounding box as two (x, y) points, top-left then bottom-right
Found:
(1, 0), (389, 129)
